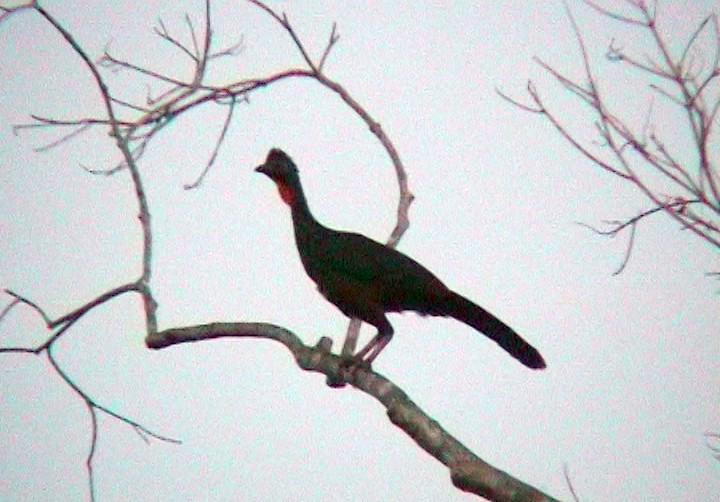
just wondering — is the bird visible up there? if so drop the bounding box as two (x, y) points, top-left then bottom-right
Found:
(254, 148), (546, 370)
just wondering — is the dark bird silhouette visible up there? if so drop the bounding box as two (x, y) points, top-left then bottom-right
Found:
(255, 148), (546, 370)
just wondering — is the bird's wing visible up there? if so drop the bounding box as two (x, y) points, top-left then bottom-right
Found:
(312, 230), (443, 289)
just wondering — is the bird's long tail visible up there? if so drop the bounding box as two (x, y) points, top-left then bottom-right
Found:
(441, 291), (546, 369)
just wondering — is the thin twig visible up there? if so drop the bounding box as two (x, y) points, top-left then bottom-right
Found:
(496, 86), (544, 113)
(184, 95), (237, 189)
(196, 0), (212, 85)
(612, 221), (637, 275)
(86, 405), (98, 502)
(46, 346), (181, 444)
(4, 289), (52, 326)
(524, 83), (632, 180)
(155, 18), (196, 61)
(563, 463), (581, 502)
(209, 36), (244, 59)
(0, 1), (35, 26)
(576, 198), (711, 273)
(2, 283), (140, 353)
(34, 123), (93, 152)
(535, 57), (596, 105)
(706, 431), (720, 460)
(583, 0), (646, 26)
(318, 22), (339, 72)
(185, 13), (201, 61)
(0, 298), (20, 325)
(101, 52), (189, 89)
(50, 282), (139, 328)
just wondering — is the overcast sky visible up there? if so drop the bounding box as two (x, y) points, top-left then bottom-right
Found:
(1, 1), (718, 501)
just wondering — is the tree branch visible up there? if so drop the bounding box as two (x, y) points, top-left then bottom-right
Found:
(146, 323), (560, 502)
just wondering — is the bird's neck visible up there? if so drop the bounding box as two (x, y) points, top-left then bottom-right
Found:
(277, 176), (324, 237)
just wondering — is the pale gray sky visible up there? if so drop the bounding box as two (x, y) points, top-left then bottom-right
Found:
(1, 1), (718, 501)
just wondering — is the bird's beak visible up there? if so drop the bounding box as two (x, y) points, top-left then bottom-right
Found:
(254, 164), (266, 174)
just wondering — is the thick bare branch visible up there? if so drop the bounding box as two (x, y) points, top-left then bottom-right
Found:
(147, 323), (559, 502)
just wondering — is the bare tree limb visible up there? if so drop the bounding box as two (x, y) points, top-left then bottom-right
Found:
(1, 283), (139, 353)
(1, 285), (181, 502)
(146, 323), (560, 502)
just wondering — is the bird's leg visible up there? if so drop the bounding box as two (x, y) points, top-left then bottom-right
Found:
(340, 315), (393, 372)
(340, 318), (362, 359)
(353, 327), (394, 367)
(352, 332), (379, 362)
(358, 332), (393, 366)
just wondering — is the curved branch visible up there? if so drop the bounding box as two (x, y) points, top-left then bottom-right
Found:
(244, 0), (413, 248)
(146, 323), (559, 502)
(34, 4), (158, 334)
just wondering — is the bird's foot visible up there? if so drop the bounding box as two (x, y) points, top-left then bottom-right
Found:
(326, 355), (372, 388)
(341, 355), (372, 373)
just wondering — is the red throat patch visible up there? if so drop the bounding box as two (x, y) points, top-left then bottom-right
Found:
(277, 180), (295, 205)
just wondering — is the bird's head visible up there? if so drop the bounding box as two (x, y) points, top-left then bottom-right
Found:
(255, 148), (300, 205)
